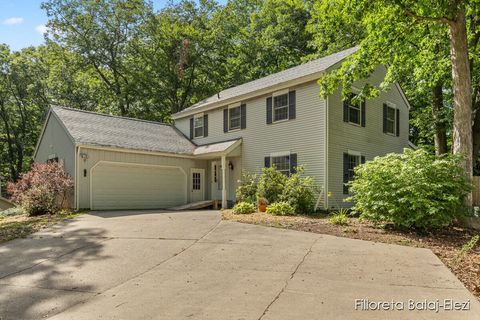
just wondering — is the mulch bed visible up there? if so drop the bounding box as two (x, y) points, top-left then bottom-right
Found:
(222, 210), (480, 301)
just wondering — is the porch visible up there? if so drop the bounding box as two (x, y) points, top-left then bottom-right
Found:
(192, 139), (242, 209)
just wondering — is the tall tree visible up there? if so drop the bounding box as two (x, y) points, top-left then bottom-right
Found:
(42, 0), (152, 116)
(0, 45), (49, 191)
(309, 0), (476, 205)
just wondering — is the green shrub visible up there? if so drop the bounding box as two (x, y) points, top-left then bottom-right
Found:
(266, 201), (295, 216)
(236, 171), (258, 203)
(280, 166), (317, 213)
(0, 206), (24, 218)
(257, 166), (287, 204)
(348, 149), (472, 229)
(329, 208), (349, 226)
(232, 202), (256, 214)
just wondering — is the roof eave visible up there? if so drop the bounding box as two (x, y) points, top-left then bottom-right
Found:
(172, 71), (326, 120)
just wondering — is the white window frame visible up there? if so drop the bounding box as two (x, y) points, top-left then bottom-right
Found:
(345, 89), (362, 126)
(385, 102), (397, 136)
(272, 90), (289, 123)
(270, 151), (291, 175)
(193, 113), (204, 138)
(228, 104), (241, 131)
(346, 150), (361, 183)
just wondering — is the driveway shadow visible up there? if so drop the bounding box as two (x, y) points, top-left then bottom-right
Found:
(0, 225), (110, 320)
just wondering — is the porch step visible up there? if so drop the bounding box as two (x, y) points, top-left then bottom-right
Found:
(169, 200), (218, 211)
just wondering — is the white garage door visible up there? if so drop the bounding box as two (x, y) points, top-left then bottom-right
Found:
(91, 162), (186, 210)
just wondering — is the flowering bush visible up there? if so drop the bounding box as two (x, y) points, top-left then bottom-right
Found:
(7, 162), (74, 216)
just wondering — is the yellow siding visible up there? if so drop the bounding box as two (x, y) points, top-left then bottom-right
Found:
(34, 113), (76, 177)
(327, 66), (410, 208)
(77, 148), (207, 209)
(176, 80), (327, 205)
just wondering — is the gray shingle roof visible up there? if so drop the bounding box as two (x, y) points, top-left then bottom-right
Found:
(52, 107), (196, 155)
(173, 46), (359, 118)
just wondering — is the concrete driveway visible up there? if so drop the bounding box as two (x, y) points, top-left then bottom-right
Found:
(0, 210), (479, 320)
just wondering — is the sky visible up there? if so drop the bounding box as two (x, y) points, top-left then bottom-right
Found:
(0, 0), (215, 51)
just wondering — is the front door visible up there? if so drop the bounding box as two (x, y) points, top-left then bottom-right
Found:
(211, 161), (227, 200)
(191, 168), (205, 202)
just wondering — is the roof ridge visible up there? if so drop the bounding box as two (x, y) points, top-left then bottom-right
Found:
(51, 105), (172, 127)
(175, 46), (359, 116)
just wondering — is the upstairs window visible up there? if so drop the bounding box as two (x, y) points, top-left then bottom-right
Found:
(385, 105), (396, 135)
(229, 106), (241, 130)
(194, 115), (204, 138)
(273, 93), (289, 122)
(344, 94), (361, 125)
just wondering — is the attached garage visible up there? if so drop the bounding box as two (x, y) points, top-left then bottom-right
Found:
(90, 162), (187, 210)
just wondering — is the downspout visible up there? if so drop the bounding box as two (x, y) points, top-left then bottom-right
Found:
(76, 146), (80, 211)
(324, 96), (329, 209)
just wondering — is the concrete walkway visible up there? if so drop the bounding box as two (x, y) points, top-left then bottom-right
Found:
(0, 210), (479, 319)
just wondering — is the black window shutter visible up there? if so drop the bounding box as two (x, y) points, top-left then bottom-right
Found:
(382, 103), (388, 133)
(343, 153), (349, 194)
(203, 114), (208, 137)
(189, 118), (194, 139)
(361, 155), (365, 164)
(288, 90), (296, 120)
(266, 97), (273, 124)
(240, 104), (246, 129)
(396, 109), (400, 137)
(290, 153), (297, 174)
(361, 100), (366, 127)
(223, 108), (228, 132)
(343, 99), (349, 122)
(264, 156), (270, 168)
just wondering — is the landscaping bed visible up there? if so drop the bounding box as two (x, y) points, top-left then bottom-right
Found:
(222, 210), (480, 301)
(0, 210), (81, 243)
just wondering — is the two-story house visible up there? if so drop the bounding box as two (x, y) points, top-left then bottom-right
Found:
(34, 47), (410, 211)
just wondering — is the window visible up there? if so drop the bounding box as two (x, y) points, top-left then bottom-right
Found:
(345, 94), (361, 125)
(271, 155), (290, 174)
(386, 105), (396, 135)
(273, 93), (288, 121)
(347, 154), (360, 182)
(192, 172), (201, 190)
(229, 106), (241, 130)
(194, 115), (204, 138)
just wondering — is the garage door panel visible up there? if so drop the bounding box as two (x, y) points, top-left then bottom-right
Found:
(91, 162), (186, 210)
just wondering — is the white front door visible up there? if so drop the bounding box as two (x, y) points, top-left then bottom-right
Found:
(191, 168), (205, 202)
(211, 161), (228, 200)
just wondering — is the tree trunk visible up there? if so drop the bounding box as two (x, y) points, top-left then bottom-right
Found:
(449, 9), (473, 206)
(431, 84), (448, 155)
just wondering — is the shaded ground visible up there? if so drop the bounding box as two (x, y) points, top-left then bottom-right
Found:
(1, 210), (479, 319)
(222, 210), (480, 301)
(0, 211), (82, 244)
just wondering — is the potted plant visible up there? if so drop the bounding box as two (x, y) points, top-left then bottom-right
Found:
(257, 197), (268, 212)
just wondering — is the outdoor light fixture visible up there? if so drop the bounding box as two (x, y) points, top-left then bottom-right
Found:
(228, 161), (234, 171)
(80, 152), (89, 161)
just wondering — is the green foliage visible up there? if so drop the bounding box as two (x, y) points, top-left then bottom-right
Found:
(452, 235), (480, 266)
(257, 166), (287, 204)
(236, 170), (258, 203)
(232, 202), (256, 214)
(266, 201), (295, 216)
(329, 208), (350, 226)
(0, 206), (23, 218)
(348, 149), (472, 229)
(280, 166), (317, 213)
